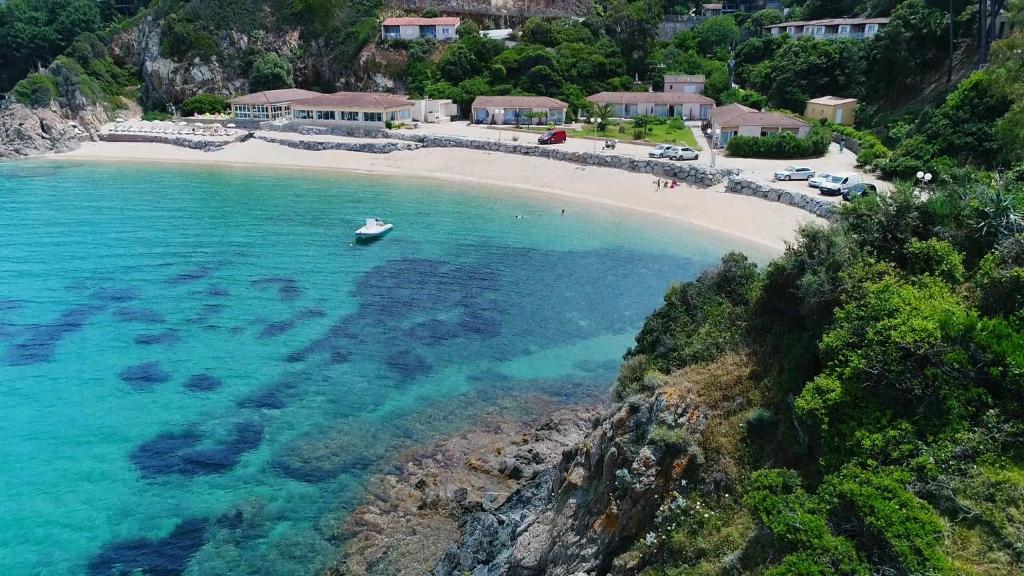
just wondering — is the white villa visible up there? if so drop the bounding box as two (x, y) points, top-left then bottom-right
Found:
(765, 17), (888, 39)
(229, 88), (322, 120)
(410, 98), (458, 123)
(664, 74), (705, 94)
(711, 103), (811, 147)
(587, 91), (716, 120)
(381, 17), (461, 41)
(471, 96), (569, 125)
(289, 92), (414, 127)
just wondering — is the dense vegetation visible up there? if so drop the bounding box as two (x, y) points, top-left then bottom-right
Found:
(726, 124), (831, 159)
(616, 138), (1024, 576)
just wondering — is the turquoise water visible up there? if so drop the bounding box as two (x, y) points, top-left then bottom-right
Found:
(0, 160), (768, 575)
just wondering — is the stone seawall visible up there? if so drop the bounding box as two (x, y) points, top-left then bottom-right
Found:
(724, 176), (837, 220)
(387, 131), (738, 187)
(98, 132), (238, 150)
(253, 134), (421, 154)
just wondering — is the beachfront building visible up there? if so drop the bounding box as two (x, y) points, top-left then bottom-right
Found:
(664, 74), (706, 94)
(804, 96), (857, 125)
(290, 92), (414, 127)
(230, 88), (322, 121)
(410, 98), (459, 123)
(381, 17), (461, 41)
(587, 91), (715, 120)
(470, 96), (569, 125)
(711, 103), (811, 147)
(765, 17), (888, 39)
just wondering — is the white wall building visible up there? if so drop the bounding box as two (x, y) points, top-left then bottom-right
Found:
(470, 96), (569, 125)
(381, 17), (461, 41)
(586, 91), (716, 120)
(410, 99), (458, 123)
(229, 88), (322, 121)
(663, 74), (706, 94)
(289, 92), (414, 127)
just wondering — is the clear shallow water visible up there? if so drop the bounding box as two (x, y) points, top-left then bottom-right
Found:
(0, 160), (768, 575)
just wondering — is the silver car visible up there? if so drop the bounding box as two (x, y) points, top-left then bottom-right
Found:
(774, 166), (815, 181)
(671, 146), (700, 161)
(648, 144), (676, 159)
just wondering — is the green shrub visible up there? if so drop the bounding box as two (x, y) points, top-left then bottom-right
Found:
(726, 125), (831, 159)
(248, 51), (294, 92)
(160, 14), (221, 62)
(11, 73), (59, 107)
(649, 425), (694, 454)
(182, 93), (229, 116)
(905, 238), (966, 284)
(143, 111), (173, 121)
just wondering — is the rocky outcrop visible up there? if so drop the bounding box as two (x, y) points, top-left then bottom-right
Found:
(327, 407), (602, 576)
(0, 103), (81, 158)
(725, 175), (838, 220)
(431, 391), (707, 576)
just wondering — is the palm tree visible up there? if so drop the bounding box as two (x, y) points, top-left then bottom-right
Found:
(591, 103), (613, 133)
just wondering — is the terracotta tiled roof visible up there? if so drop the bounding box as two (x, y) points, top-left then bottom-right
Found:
(471, 95), (569, 109)
(766, 17), (889, 28)
(711, 102), (755, 125)
(229, 89), (322, 105)
(719, 111), (810, 129)
(382, 17), (461, 26)
(291, 92), (413, 109)
(664, 74), (706, 83)
(586, 91), (716, 105)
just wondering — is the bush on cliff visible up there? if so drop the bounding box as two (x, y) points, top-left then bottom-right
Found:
(248, 51), (294, 92)
(12, 73), (60, 107)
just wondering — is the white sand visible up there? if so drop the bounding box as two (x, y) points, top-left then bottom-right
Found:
(48, 140), (823, 251)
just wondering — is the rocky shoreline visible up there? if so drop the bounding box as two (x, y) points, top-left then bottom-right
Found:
(326, 367), (724, 576)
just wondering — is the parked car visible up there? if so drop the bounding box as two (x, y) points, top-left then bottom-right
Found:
(774, 166), (815, 181)
(842, 182), (878, 201)
(808, 173), (832, 188)
(673, 146), (700, 161)
(538, 129), (567, 144)
(819, 172), (862, 196)
(648, 144), (677, 159)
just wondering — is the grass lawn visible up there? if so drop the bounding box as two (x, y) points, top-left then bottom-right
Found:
(624, 120), (702, 149)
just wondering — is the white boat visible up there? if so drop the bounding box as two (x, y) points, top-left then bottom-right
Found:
(355, 218), (393, 240)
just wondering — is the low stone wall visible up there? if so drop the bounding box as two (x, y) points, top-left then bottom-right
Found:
(98, 132), (237, 150)
(386, 131), (738, 186)
(253, 134), (420, 154)
(724, 176), (837, 220)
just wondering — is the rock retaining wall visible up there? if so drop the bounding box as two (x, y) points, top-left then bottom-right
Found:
(253, 134), (421, 154)
(99, 132), (237, 150)
(387, 131), (738, 186)
(724, 176), (837, 220)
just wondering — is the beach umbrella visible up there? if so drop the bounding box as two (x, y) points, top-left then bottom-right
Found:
(177, 121), (188, 126)
(115, 117), (125, 123)
(226, 124), (236, 128)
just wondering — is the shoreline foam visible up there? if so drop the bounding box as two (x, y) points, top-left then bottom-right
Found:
(41, 140), (823, 252)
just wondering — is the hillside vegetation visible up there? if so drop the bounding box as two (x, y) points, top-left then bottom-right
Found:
(614, 165), (1024, 573)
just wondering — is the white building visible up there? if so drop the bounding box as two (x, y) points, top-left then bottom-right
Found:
(711, 103), (811, 147)
(229, 88), (322, 121)
(381, 17), (461, 41)
(410, 99), (458, 123)
(470, 96), (569, 125)
(290, 92), (414, 127)
(663, 74), (706, 94)
(586, 91), (716, 120)
(765, 17), (888, 39)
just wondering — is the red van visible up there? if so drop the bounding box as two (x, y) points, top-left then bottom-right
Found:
(538, 129), (567, 144)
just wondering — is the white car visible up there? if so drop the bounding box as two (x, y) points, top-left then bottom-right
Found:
(808, 173), (832, 188)
(819, 172), (862, 196)
(774, 166), (815, 181)
(648, 144), (676, 159)
(672, 146), (700, 161)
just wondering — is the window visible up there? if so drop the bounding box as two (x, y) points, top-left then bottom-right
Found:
(398, 108), (411, 119)
(787, 26), (796, 35)
(342, 111), (358, 121)
(363, 112), (383, 122)
(865, 23), (878, 34)
(234, 104), (251, 119)
(838, 25), (850, 35)
(293, 109), (313, 120)
(316, 110), (336, 121)
(803, 26), (812, 35)
(814, 26), (825, 35)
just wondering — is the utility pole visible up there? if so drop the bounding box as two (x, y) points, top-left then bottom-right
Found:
(980, 0), (988, 68)
(948, 0), (954, 83)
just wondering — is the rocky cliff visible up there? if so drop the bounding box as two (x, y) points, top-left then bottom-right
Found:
(335, 356), (756, 576)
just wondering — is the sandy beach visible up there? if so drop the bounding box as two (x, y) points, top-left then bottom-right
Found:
(49, 140), (823, 251)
